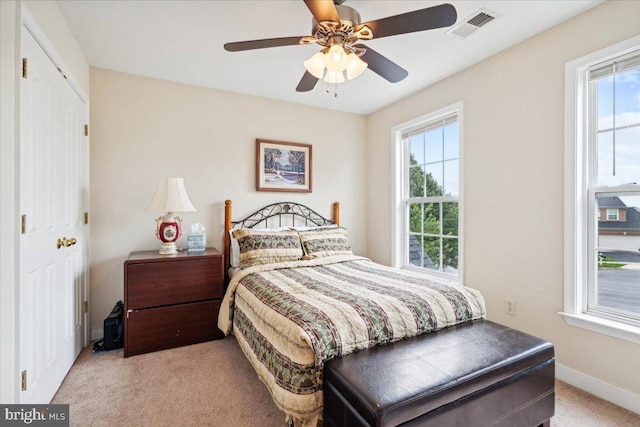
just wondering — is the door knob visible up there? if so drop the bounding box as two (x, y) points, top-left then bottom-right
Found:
(56, 237), (77, 249)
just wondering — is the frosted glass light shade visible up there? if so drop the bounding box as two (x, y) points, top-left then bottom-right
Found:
(304, 51), (326, 79)
(345, 53), (368, 80)
(323, 70), (345, 84)
(145, 177), (196, 213)
(325, 45), (349, 72)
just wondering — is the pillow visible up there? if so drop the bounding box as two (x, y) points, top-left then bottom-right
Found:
(231, 228), (303, 268)
(229, 227), (290, 267)
(229, 231), (241, 267)
(297, 227), (352, 259)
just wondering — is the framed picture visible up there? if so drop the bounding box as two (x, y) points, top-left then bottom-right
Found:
(256, 139), (312, 193)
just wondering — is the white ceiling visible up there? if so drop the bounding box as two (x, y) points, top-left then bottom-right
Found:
(56, 0), (601, 115)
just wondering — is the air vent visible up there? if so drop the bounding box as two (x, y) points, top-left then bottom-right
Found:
(447, 8), (499, 39)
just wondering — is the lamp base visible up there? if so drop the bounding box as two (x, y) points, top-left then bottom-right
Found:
(159, 242), (178, 255)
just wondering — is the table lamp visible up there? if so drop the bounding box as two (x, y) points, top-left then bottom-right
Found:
(145, 177), (196, 255)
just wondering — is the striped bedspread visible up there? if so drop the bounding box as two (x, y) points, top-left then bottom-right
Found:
(218, 255), (486, 427)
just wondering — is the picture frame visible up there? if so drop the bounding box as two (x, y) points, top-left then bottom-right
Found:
(256, 139), (312, 193)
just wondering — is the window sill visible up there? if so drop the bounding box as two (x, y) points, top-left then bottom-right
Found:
(559, 312), (640, 344)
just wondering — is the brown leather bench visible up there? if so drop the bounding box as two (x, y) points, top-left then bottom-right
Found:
(324, 320), (554, 427)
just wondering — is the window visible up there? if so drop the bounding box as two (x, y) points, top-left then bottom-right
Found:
(606, 209), (619, 221)
(392, 102), (462, 279)
(564, 36), (640, 343)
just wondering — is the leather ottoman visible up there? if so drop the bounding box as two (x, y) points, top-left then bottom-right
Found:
(324, 320), (554, 427)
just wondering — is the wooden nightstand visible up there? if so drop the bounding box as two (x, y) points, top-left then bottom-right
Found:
(124, 248), (224, 357)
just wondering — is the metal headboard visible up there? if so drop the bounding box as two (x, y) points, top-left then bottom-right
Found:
(223, 200), (340, 276)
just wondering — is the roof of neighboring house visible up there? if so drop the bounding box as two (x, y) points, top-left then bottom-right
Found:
(409, 235), (436, 269)
(598, 196), (627, 208)
(599, 206), (640, 230)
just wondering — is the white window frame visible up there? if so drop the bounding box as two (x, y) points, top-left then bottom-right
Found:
(391, 101), (464, 283)
(563, 35), (640, 344)
(606, 209), (619, 221)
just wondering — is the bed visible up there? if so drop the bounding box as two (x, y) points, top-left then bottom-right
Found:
(218, 200), (489, 426)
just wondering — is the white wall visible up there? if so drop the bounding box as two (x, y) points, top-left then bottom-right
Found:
(0, 0), (89, 404)
(89, 67), (367, 333)
(365, 0), (640, 405)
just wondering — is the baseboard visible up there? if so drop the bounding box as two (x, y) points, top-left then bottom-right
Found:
(556, 363), (640, 414)
(90, 328), (103, 342)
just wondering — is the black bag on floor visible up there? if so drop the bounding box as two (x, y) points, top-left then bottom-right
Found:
(93, 300), (124, 352)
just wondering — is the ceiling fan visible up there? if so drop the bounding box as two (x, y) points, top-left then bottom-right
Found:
(224, 0), (457, 95)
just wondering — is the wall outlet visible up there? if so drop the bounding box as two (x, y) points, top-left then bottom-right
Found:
(505, 298), (516, 316)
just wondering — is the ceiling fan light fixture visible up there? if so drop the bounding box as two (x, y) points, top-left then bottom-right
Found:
(304, 51), (326, 79)
(325, 44), (349, 72)
(323, 70), (345, 84)
(345, 53), (367, 80)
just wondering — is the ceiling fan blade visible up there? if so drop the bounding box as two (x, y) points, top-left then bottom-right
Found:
(304, 0), (340, 24)
(224, 36), (304, 52)
(357, 3), (457, 39)
(355, 44), (408, 83)
(296, 71), (319, 92)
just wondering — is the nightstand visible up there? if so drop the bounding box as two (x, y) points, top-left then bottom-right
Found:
(124, 248), (224, 357)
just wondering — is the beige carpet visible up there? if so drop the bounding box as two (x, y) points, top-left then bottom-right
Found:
(52, 337), (640, 426)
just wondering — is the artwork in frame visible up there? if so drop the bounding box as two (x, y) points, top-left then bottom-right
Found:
(256, 139), (312, 193)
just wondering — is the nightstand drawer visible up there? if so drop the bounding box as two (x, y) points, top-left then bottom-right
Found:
(124, 300), (222, 357)
(126, 257), (223, 309)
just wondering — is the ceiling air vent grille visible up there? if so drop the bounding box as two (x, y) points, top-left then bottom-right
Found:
(467, 12), (495, 28)
(447, 8), (499, 39)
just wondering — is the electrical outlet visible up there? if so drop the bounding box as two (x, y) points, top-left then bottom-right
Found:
(505, 298), (516, 316)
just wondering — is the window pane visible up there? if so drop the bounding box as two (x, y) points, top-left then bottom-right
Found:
(425, 128), (443, 163)
(409, 166), (425, 197)
(442, 202), (458, 236)
(596, 77), (613, 129)
(410, 134), (425, 166)
(597, 129), (640, 186)
(422, 236), (440, 271)
(409, 203), (422, 233)
(408, 234), (423, 267)
(423, 203), (440, 236)
(424, 163), (443, 197)
(595, 194), (640, 316)
(443, 123), (459, 160)
(596, 131), (614, 185)
(615, 68), (640, 119)
(613, 127), (640, 184)
(444, 159), (459, 196)
(443, 237), (459, 272)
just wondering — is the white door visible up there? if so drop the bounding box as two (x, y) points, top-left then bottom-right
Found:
(19, 25), (89, 404)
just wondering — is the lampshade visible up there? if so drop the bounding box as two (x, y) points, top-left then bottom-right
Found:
(325, 45), (349, 72)
(145, 177), (196, 213)
(304, 45), (367, 89)
(345, 53), (368, 80)
(323, 70), (346, 84)
(304, 51), (326, 79)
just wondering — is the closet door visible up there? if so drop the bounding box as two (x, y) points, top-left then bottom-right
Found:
(19, 26), (88, 404)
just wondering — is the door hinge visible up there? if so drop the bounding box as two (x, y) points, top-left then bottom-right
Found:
(22, 58), (27, 79)
(21, 370), (27, 391)
(84, 124), (89, 136)
(83, 301), (88, 314)
(21, 215), (27, 234)
(84, 212), (89, 225)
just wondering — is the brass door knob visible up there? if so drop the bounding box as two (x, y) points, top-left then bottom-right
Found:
(57, 237), (77, 249)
